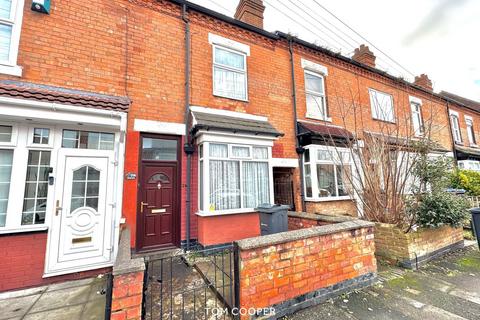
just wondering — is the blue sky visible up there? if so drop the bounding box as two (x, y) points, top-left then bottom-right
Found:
(191, 0), (480, 101)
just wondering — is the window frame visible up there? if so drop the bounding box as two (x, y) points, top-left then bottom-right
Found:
(27, 125), (55, 148)
(465, 116), (476, 146)
(450, 112), (462, 144)
(369, 88), (395, 123)
(410, 101), (424, 137)
(0, 0), (25, 76)
(198, 141), (272, 215)
(302, 145), (354, 202)
(211, 44), (248, 101)
(303, 145), (354, 202)
(304, 69), (329, 121)
(0, 121), (18, 147)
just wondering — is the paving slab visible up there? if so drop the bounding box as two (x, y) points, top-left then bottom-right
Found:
(0, 275), (108, 320)
(288, 246), (480, 320)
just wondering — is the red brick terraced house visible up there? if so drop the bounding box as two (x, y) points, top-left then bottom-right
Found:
(441, 91), (480, 171)
(0, 0), (475, 292)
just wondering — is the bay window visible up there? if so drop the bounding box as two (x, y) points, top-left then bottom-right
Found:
(303, 146), (353, 201)
(199, 142), (271, 213)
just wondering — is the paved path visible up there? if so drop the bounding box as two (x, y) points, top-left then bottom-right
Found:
(288, 245), (480, 320)
(0, 276), (107, 320)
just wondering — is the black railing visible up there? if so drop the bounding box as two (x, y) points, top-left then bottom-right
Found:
(143, 244), (239, 320)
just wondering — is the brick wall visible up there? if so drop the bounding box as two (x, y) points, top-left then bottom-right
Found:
(7, 0), (458, 252)
(374, 223), (464, 268)
(111, 271), (144, 320)
(0, 232), (110, 292)
(235, 220), (376, 317)
(305, 199), (358, 216)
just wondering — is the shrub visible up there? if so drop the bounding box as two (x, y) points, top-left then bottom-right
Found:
(412, 192), (469, 228)
(450, 169), (480, 196)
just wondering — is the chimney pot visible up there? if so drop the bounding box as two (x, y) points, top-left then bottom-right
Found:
(352, 44), (376, 68)
(414, 74), (433, 91)
(234, 0), (265, 29)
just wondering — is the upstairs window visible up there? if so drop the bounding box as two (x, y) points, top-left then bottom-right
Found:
(212, 46), (247, 101)
(450, 114), (462, 143)
(466, 118), (476, 146)
(369, 89), (395, 123)
(305, 71), (327, 120)
(410, 102), (424, 136)
(0, 0), (24, 76)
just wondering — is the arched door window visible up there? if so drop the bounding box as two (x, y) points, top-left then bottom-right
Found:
(71, 166), (100, 212)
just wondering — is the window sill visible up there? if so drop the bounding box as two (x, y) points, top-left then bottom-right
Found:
(196, 208), (256, 217)
(305, 196), (353, 202)
(372, 117), (396, 124)
(0, 225), (48, 235)
(213, 93), (249, 103)
(0, 64), (22, 77)
(306, 114), (332, 122)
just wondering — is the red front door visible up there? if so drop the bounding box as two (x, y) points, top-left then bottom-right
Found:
(137, 135), (180, 251)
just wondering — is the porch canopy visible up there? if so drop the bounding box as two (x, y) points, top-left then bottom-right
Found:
(297, 121), (354, 147)
(455, 145), (480, 161)
(364, 131), (451, 153)
(191, 107), (283, 137)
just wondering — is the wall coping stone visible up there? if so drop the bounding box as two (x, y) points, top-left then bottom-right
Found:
(113, 228), (145, 276)
(288, 211), (356, 223)
(236, 219), (374, 250)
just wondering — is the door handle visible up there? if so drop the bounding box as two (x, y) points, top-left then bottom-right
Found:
(140, 201), (149, 213)
(55, 200), (62, 216)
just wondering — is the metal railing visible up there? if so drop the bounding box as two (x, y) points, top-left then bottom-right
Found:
(143, 245), (239, 320)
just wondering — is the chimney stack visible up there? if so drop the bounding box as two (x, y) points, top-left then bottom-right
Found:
(352, 44), (376, 68)
(234, 0), (265, 29)
(413, 74), (433, 91)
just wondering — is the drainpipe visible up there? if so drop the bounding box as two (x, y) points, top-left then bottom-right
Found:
(288, 37), (306, 212)
(182, 4), (194, 251)
(446, 101), (458, 164)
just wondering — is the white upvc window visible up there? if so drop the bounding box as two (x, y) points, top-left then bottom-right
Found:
(410, 101), (424, 136)
(198, 142), (271, 214)
(0, 0), (24, 76)
(303, 145), (353, 201)
(450, 112), (462, 143)
(304, 70), (328, 120)
(212, 45), (248, 101)
(369, 89), (395, 123)
(465, 116), (476, 146)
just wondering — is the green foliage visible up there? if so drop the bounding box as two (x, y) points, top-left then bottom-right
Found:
(450, 169), (480, 196)
(412, 192), (469, 228)
(406, 152), (468, 230)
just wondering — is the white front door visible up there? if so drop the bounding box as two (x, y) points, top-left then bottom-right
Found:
(45, 148), (115, 276)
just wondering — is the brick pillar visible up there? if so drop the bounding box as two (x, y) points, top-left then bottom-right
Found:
(110, 228), (146, 320)
(111, 272), (144, 320)
(234, 0), (265, 29)
(352, 44), (376, 68)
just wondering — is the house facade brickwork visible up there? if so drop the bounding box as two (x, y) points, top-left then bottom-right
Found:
(0, 0), (477, 293)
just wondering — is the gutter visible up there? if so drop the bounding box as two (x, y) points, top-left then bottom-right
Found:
(288, 37), (306, 212)
(182, 4), (194, 251)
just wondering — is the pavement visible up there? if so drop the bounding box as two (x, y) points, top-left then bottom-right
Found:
(0, 275), (108, 320)
(288, 243), (480, 320)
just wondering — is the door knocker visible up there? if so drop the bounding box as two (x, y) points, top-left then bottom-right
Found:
(157, 182), (162, 190)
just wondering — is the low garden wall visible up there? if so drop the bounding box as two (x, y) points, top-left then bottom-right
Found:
(374, 223), (464, 269)
(288, 211), (356, 230)
(235, 218), (377, 319)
